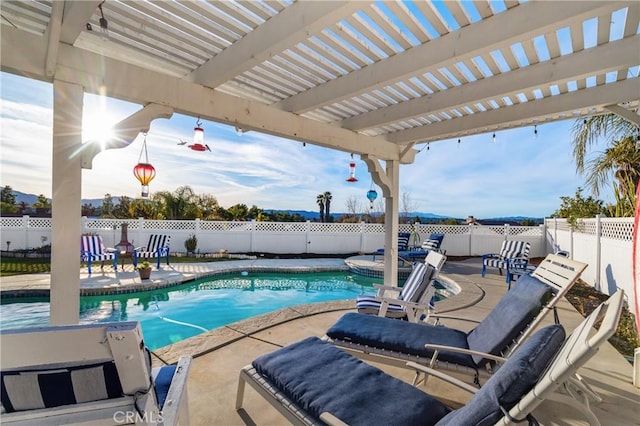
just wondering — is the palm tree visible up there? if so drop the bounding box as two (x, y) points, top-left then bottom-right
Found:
(323, 191), (332, 222)
(316, 194), (325, 222)
(571, 113), (638, 195)
(584, 136), (640, 196)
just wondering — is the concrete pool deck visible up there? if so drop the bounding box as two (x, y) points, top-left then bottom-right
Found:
(1, 257), (638, 425)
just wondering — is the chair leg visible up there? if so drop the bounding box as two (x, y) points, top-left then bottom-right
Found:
(87, 258), (92, 275)
(481, 264), (486, 277)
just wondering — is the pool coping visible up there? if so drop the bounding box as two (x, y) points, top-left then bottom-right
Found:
(1, 258), (485, 366)
(149, 272), (484, 365)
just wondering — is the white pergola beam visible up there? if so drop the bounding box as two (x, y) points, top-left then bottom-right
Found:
(341, 36), (640, 131)
(59, 1), (102, 44)
(51, 43), (414, 163)
(604, 104), (640, 125)
(275, 1), (623, 114)
(188, 1), (370, 88)
(386, 78), (640, 144)
(44, 1), (64, 77)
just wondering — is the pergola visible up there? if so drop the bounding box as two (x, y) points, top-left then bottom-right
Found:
(1, 0), (639, 325)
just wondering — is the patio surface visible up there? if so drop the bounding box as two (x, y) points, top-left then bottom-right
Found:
(1, 257), (638, 425)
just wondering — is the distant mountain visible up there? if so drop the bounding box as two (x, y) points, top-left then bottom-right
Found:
(12, 190), (114, 207)
(9, 190), (542, 223)
(265, 210), (451, 221)
(13, 191), (39, 206)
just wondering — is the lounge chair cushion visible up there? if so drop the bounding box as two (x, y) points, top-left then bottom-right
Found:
(252, 336), (451, 425)
(327, 312), (476, 368)
(152, 365), (176, 410)
(0, 361), (123, 412)
(466, 274), (552, 365)
(436, 324), (566, 426)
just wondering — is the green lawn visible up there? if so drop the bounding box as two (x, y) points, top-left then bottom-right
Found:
(0, 255), (239, 276)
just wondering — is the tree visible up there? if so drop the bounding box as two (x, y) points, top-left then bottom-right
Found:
(571, 113), (638, 215)
(33, 194), (51, 209)
(113, 196), (132, 218)
(0, 185), (18, 215)
(153, 186), (197, 219)
(400, 190), (417, 224)
(197, 194), (220, 220)
(583, 136), (640, 198)
(316, 194), (325, 222)
(129, 198), (161, 219)
(323, 191), (332, 222)
(571, 113), (637, 180)
(227, 203), (249, 221)
(81, 203), (97, 217)
(343, 195), (363, 222)
(551, 187), (607, 230)
(1, 185), (16, 205)
(101, 194), (115, 218)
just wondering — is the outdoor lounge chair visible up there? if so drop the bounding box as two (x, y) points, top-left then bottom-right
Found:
(481, 239), (531, 283)
(0, 321), (191, 425)
(371, 232), (410, 261)
(80, 235), (118, 274)
(235, 290), (623, 426)
(399, 233), (446, 262)
(327, 254), (587, 384)
(134, 234), (171, 269)
(355, 251), (446, 322)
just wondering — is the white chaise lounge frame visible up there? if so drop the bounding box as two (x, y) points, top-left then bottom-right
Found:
(369, 251), (447, 323)
(330, 254), (587, 375)
(0, 322), (191, 425)
(235, 291), (624, 426)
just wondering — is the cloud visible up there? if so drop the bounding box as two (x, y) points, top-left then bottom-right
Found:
(1, 71), (607, 218)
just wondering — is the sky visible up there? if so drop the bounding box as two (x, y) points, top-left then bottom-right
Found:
(0, 71), (611, 219)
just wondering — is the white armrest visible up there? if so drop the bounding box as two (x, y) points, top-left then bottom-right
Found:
(406, 362), (478, 394)
(427, 314), (481, 325)
(160, 356), (192, 425)
(372, 284), (401, 297)
(424, 344), (507, 363)
(320, 411), (349, 426)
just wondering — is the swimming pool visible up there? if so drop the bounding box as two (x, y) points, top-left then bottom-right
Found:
(1, 271), (450, 350)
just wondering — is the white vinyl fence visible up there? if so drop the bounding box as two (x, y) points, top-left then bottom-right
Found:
(1, 216), (547, 257)
(545, 216), (634, 303)
(1, 215), (635, 319)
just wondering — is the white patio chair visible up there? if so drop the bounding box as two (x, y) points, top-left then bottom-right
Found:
(1, 322), (191, 425)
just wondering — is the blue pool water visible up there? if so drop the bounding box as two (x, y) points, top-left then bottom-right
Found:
(1, 271), (450, 350)
(1, 272), (383, 349)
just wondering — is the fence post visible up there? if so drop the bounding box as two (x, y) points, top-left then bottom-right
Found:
(468, 223), (473, 256)
(22, 215), (29, 250)
(504, 223), (510, 240)
(195, 218), (201, 255)
(250, 219), (256, 253)
(360, 221), (366, 254)
(137, 217), (144, 247)
(305, 220), (311, 254)
(595, 214), (602, 291)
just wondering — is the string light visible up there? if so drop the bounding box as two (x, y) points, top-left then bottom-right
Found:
(534, 124), (538, 138)
(492, 132), (496, 143)
(457, 138), (461, 147)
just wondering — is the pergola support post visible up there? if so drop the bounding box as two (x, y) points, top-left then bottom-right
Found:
(51, 79), (83, 325)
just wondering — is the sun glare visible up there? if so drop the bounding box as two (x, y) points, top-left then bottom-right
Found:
(82, 100), (116, 149)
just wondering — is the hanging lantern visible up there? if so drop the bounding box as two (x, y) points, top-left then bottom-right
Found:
(366, 189), (378, 210)
(193, 117), (204, 145)
(133, 133), (156, 198)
